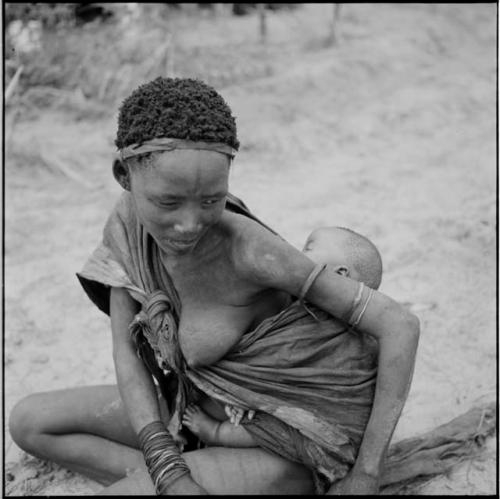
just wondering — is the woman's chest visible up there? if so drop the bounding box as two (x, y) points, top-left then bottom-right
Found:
(178, 294), (288, 366)
(167, 261), (287, 366)
(168, 254), (252, 307)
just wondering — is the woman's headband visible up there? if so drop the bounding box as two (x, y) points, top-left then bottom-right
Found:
(119, 137), (236, 161)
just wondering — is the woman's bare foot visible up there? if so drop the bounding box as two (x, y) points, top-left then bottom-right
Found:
(182, 404), (220, 445)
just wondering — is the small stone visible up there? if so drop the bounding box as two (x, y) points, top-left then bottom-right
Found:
(23, 468), (40, 480)
(31, 354), (49, 364)
(6, 472), (15, 482)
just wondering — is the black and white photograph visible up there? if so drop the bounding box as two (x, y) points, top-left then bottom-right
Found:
(3, 3), (497, 495)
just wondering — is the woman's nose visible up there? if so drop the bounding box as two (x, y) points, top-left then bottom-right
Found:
(173, 209), (202, 235)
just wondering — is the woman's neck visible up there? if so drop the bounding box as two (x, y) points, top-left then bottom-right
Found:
(160, 222), (228, 271)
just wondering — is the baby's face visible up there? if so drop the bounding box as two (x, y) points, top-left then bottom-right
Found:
(303, 236), (343, 267)
(303, 231), (359, 281)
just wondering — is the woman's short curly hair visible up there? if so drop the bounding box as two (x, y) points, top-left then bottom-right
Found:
(115, 77), (239, 150)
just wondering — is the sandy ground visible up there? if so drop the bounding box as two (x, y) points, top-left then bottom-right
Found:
(4, 4), (497, 495)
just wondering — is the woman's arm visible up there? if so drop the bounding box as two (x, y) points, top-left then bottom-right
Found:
(110, 287), (207, 494)
(110, 286), (162, 433)
(324, 285), (420, 495)
(234, 221), (420, 494)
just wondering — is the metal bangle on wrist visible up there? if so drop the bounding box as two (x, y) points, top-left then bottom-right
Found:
(138, 420), (191, 495)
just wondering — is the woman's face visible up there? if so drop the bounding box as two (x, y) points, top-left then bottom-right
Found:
(129, 149), (230, 256)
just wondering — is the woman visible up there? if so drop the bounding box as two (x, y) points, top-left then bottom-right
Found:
(9, 77), (419, 495)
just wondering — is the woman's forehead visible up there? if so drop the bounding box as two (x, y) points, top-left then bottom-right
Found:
(135, 149), (230, 195)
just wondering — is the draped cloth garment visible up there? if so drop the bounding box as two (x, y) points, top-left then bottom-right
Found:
(77, 192), (378, 492)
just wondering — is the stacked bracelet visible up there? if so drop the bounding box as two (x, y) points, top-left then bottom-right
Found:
(345, 282), (374, 328)
(138, 421), (191, 495)
(298, 263), (328, 321)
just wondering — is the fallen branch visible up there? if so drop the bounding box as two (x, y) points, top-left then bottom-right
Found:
(97, 70), (114, 100)
(166, 35), (175, 77)
(380, 401), (496, 492)
(145, 35), (172, 78)
(5, 65), (24, 103)
(6, 108), (21, 151)
(257, 4), (267, 43)
(326, 4), (342, 46)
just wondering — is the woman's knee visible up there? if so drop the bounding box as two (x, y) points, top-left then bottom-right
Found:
(9, 393), (46, 451)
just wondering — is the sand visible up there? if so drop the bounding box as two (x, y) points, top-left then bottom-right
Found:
(4, 4), (497, 495)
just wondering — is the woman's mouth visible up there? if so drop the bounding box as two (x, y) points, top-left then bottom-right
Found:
(165, 237), (199, 251)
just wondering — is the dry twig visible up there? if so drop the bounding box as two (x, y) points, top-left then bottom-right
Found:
(5, 65), (24, 103)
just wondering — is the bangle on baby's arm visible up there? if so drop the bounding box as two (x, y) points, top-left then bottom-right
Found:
(138, 421), (191, 495)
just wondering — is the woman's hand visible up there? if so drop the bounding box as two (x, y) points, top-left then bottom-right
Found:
(326, 468), (380, 495)
(162, 474), (208, 495)
(224, 404), (255, 426)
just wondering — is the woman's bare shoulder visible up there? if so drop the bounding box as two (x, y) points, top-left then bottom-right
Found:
(220, 210), (282, 259)
(221, 211), (314, 294)
(220, 209), (273, 238)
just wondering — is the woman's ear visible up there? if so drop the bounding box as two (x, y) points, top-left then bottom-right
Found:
(112, 157), (131, 191)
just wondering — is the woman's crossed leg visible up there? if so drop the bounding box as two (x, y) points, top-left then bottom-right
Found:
(9, 385), (314, 494)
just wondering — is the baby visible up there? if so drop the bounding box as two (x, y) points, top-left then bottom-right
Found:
(182, 226), (383, 447)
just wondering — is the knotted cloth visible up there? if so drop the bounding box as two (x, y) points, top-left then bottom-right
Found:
(129, 290), (195, 429)
(77, 191), (378, 492)
(129, 290), (181, 375)
(119, 137), (236, 162)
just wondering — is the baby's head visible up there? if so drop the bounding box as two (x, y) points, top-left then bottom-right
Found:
(303, 227), (382, 289)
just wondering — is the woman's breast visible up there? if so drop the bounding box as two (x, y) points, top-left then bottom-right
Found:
(178, 289), (290, 367)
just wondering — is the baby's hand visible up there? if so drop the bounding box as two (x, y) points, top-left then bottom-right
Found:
(224, 404), (255, 426)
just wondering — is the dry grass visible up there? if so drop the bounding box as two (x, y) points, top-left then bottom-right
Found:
(5, 5), (334, 119)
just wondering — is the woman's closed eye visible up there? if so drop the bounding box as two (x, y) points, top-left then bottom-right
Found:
(155, 199), (222, 210)
(202, 198), (223, 207)
(158, 201), (180, 209)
